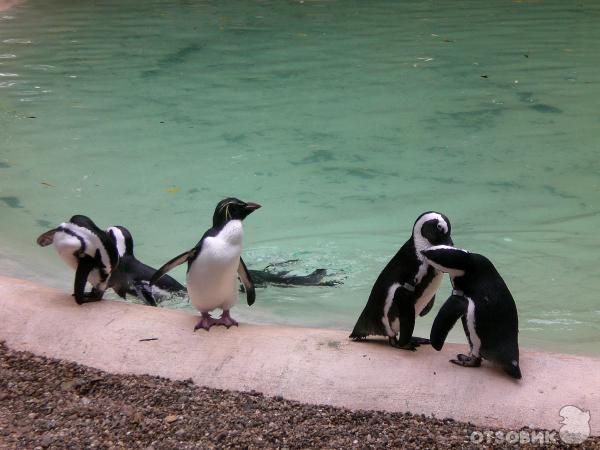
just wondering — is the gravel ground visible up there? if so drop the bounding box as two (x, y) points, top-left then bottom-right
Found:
(0, 342), (597, 449)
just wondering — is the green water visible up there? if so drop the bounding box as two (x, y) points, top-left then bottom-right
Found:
(1, 0), (599, 355)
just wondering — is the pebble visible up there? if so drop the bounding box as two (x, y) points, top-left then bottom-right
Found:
(1, 341), (595, 449)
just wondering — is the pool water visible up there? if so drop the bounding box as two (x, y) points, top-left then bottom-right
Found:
(1, 0), (599, 355)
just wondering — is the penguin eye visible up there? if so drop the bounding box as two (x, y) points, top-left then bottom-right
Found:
(437, 223), (443, 231)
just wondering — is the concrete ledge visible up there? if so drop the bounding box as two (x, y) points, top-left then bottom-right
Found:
(0, 275), (598, 435)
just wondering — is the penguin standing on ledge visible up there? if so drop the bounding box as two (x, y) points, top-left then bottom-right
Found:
(422, 245), (521, 379)
(150, 198), (261, 331)
(36, 215), (118, 304)
(350, 212), (453, 351)
(106, 226), (186, 306)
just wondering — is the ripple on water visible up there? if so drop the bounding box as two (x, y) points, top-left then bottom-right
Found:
(0, 0), (599, 354)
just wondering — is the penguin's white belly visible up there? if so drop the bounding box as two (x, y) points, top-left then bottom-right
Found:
(53, 227), (109, 289)
(414, 271), (443, 315)
(187, 239), (242, 312)
(53, 231), (83, 271)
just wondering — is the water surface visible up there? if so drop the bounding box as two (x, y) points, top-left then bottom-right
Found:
(1, 0), (599, 355)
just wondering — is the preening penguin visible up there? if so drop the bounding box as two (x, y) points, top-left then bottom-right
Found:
(106, 226), (186, 306)
(150, 198), (261, 331)
(36, 215), (118, 304)
(350, 212), (453, 351)
(421, 245), (521, 379)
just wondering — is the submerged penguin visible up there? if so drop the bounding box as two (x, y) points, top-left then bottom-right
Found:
(246, 260), (343, 288)
(150, 197), (261, 331)
(421, 245), (521, 379)
(36, 215), (118, 304)
(350, 212), (453, 350)
(106, 226), (186, 306)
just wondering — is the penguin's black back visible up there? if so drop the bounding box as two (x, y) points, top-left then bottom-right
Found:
(110, 254), (186, 298)
(454, 253), (519, 364)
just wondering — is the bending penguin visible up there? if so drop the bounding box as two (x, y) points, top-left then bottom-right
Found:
(350, 212), (453, 350)
(106, 226), (186, 306)
(36, 215), (118, 304)
(150, 197), (261, 331)
(421, 245), (521, 379)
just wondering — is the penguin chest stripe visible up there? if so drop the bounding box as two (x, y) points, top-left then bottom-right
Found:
(58, 223), (113, 272)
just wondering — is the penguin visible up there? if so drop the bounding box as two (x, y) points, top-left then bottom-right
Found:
(106, 225), (186, 306)
(246, 260), (343, 288)
(421, 245), (521, 379)
(36, 215), (118, 304)
(350, 212), (453, 351)
(150, 197), (261, 331)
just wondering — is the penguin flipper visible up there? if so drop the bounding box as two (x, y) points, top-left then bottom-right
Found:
(36, 228), (58, 246)
(419, 295), (435, 317)
(394, 287), (416, 346)
(150, 250), (193, 285)
(238, 257), (256, 306)
(430, 294), (469, 351)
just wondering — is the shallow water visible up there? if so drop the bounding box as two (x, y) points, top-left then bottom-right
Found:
(1, 0), (599, 355)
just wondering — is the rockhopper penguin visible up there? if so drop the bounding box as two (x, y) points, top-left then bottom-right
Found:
(150, 198), (260, 331)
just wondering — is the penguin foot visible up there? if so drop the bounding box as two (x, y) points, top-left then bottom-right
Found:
(73, 291), (103, 305)
(194, 312), (217, 331)
(388, 336), (418, 352)
(410, 336), (430, 346)
(450, 354), (482, 367)
(215, 310), (238, 329)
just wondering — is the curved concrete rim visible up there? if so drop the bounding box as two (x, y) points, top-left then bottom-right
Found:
(0, 275), (598, 435)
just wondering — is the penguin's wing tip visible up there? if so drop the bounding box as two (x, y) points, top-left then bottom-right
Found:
(238, 257), (256, 306)
(430, 294), (469, 350)
(150, 250), (192, 285)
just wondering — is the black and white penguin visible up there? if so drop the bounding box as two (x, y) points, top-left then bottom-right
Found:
(150, 198), (261, 331)
(246, 260), (343, 288)
(36, 215), (119, 304)
(421, 245), (521, 379)
(350, 212), (453, 350)
(106, 226), (186, 306)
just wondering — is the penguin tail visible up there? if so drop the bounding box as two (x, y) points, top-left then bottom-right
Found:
(503, 360), (522, 380)
(36, 228), (58, 247)
(349, 308), (385, 340)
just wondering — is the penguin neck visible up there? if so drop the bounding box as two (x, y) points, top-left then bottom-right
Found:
(219, 219), (244, 245)
(412, 234), (432, 262)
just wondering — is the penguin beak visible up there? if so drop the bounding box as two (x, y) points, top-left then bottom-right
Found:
(445, 236), (454, 246)
(244, 202), (261, 213)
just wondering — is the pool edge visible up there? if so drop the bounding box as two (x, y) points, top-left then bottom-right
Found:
(0, 274), (598, 436)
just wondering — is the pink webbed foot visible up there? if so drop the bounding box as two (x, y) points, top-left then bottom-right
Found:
(194, 312), (217, 331)
(215, 310), (238, 328)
